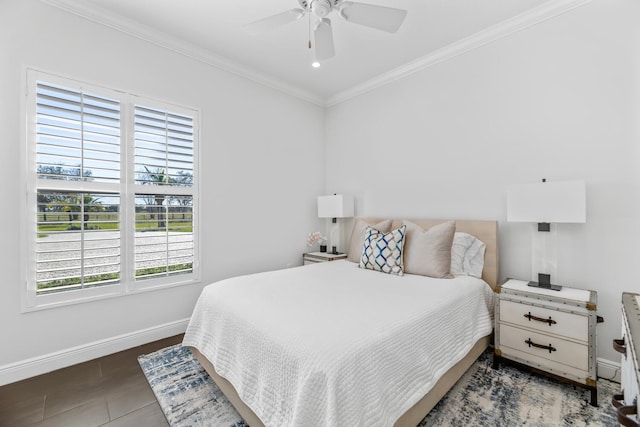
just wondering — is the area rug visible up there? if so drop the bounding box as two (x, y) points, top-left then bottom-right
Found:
(139, 345), (618, 426)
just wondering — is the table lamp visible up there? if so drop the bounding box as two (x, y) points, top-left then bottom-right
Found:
(317, 194), (354, 254)
(507, 179), (586, 291)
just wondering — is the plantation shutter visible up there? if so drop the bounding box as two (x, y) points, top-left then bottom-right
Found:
(134, 104), (195, 280)
(27, 70), (199, 308)
(134, 105), (194, 187)
(36, 82), (121, 182)
(34, 81), (121, 294)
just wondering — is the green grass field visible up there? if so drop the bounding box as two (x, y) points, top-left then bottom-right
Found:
(37, 262), (193, 292)
(37, 213), (193, 233)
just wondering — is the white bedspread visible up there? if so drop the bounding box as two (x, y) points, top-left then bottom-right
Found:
(183, 261), (494, 427)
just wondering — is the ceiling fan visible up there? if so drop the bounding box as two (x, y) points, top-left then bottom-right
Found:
(244, 0), (408, 63)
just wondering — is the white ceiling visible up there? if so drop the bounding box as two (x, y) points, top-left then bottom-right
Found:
(44, 0), (578, 105)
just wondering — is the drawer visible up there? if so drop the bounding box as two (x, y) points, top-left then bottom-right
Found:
(621, 310), (640, 409)
(499, 323), (589, 371)
(500, 299), (588, 342)
(621, 338), (640, 407)
(499, 345), (590, 384)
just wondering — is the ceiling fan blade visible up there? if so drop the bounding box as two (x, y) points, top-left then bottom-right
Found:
(314, 18), (335, 61)
(339, 2), (407, 33)
(243, 8), (306, 35)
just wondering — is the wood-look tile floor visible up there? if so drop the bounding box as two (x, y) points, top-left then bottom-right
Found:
(0, 334), (184, 427)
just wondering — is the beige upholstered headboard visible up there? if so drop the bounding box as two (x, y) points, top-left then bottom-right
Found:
(359, 218), (499, 290)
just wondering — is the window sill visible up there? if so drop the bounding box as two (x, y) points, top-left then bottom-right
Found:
(21, 274), (201, 313)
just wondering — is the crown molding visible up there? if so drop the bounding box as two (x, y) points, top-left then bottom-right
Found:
(325, 0), (594, 107)
(39, 0), (326, 107)
(41, 0), (592, 109)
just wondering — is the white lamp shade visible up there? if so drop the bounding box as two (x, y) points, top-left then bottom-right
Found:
(507, 180), (586, 223)
(317, 194), (354, 218)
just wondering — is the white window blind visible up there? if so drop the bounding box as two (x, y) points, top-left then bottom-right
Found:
(134, 105), (194, 187)
(36, 82), (120, 183)
(134, 104), (195, 281)
(134, 195), (194, 279)
(34, 81), (122, 295)
(26, 70), (199, 309)
(36, 191), (120, 294)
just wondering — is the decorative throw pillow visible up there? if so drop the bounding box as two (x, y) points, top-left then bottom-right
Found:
(347, 218), (393, 263)
(359, 225), (407, 276)
(402, 220), (456, 278)
(450, 232), (486, 278)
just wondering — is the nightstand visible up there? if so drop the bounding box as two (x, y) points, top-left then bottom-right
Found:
(302, 252), (347, 265)
(614, 293), (640, 424)
(493, 278), (601, 406)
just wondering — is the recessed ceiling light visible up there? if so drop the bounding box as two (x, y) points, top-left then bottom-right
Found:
(312, 61), (320, 68)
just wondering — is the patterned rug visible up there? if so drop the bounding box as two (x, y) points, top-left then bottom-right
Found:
(139, 345), (618, 426)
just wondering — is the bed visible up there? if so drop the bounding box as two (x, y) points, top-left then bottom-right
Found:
(183, 218), (498, 427)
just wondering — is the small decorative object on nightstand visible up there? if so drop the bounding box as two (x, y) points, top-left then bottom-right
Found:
(493, 278), (603, 406)
(307, 231), (327, 253)
(302, 252), (347, 265)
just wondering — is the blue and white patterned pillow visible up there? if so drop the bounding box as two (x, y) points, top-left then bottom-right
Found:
(359, 225), (407, 276)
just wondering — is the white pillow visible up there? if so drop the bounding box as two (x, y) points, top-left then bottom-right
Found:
(347, 219), (393, 263)
(450, 232), (486, 278)
(359, 225), (407, 276)
(402, 220), (455, 278)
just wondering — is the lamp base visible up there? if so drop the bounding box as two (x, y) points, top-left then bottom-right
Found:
(527, 281), (562, 291)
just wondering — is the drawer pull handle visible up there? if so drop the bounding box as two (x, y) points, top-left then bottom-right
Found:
(524, 312), (557, 326)
(613, 338), (627, 356)
(525, 338), (556, 353)
(612, 392), (625, 409)
(617, 404), (640, 427)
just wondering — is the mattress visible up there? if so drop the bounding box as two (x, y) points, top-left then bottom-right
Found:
(183, 260), (495, 427)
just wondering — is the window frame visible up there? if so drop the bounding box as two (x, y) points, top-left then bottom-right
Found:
(23, 68), (200, 312)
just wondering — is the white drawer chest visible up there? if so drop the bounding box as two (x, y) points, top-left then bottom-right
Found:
(612, 292), (640, 426)
(302, 252), (347, 265)
(493, 279), (600, 406)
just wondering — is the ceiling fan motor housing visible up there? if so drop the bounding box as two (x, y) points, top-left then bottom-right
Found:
(298, 0), (343, 17)
(312, 0), (332, 17)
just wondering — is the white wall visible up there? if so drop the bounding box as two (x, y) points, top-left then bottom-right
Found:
(2, 0), (637, 385)
(325, 0), (640, 365)
(0, 0), (325, 383)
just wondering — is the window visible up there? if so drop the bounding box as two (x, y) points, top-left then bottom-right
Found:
(25, 70), (199, 309)
(133, 105), (195, 281)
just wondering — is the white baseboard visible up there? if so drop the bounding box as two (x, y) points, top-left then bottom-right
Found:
(598, 357), (621, 383)
(0, 318), (190, 386)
